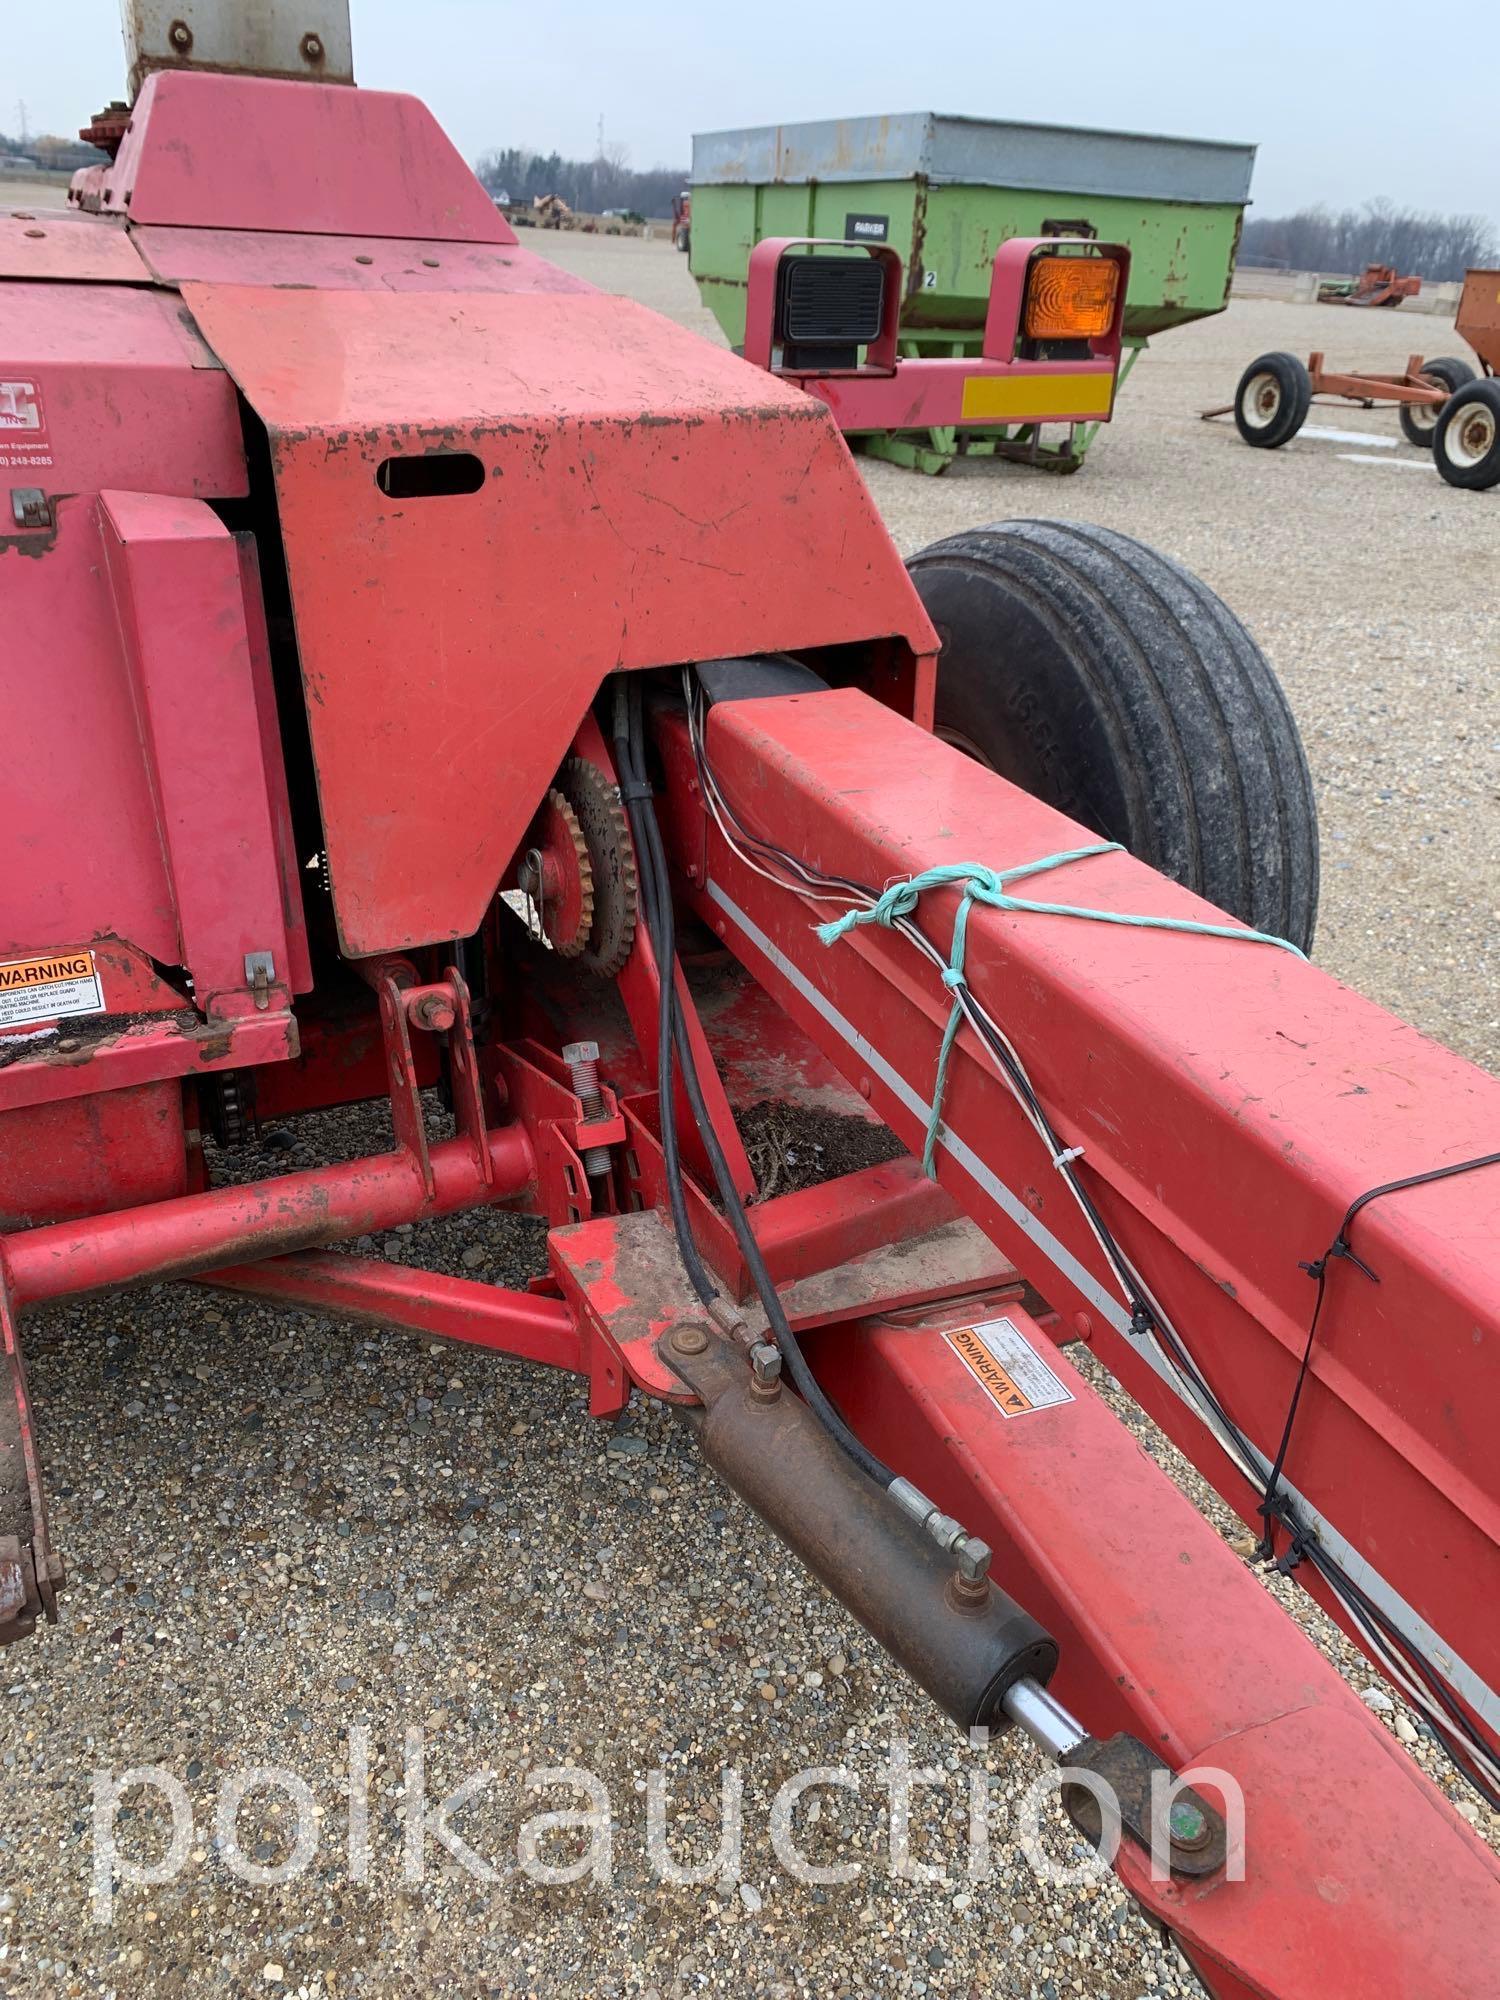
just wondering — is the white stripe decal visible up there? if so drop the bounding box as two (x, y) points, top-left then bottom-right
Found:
(706, 875), (1500, 1734)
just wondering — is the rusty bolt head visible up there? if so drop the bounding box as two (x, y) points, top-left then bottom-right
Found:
(671, 1324), (709, 1357)
(407, 991), (456, 1034)
(945, 1570), (991, 1614)
(300, 31), (325, 61)
(168, 18), (193, 50)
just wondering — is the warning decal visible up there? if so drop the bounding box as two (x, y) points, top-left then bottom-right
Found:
(0, 951), (105, 1030)
(946, 1316), (1074, 1419)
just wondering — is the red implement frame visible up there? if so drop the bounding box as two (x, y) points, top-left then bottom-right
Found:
(670, 691), (1500, 1736)
(4, 56), (1499, 1994)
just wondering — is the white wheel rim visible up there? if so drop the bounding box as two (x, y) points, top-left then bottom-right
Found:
(1407, 389), (1440, 433)
(1445, 400), (1497, 469)
(1240, 371), (1283, 429)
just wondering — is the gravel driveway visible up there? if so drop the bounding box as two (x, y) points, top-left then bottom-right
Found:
(2, 235), (1495, 1999)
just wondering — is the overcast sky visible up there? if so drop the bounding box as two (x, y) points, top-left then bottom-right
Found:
(9, 1), (1498, 223)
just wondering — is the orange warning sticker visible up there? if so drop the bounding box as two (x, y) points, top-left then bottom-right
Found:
(946, 1316), (1073, 1419)
(0, 950), (104, 1030)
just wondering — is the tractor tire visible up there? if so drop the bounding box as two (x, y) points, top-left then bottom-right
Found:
(1432, 379), (1500, 490)
(1232, 351), (1311, 449)
(908, 520), (1320, 952)
(1399, 356), (1477, 446)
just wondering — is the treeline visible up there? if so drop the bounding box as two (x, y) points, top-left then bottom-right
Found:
(473, 147), (686, 219)
(0, 129), (106, 171)
(1240, 201), (1496, 282)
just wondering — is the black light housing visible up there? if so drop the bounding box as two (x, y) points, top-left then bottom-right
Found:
(774, 254), (887, 370)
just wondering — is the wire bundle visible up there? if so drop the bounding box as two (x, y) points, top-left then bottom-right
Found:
(684, 667), (1500, 1810)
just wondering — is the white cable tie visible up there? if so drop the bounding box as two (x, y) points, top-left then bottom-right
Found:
(1051, 1144), (1085, 1170)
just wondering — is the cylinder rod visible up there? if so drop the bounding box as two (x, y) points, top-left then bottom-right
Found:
(1002, 1675), (1090, 1761)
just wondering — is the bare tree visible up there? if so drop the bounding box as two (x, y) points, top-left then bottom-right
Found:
(474, 144), (684, 221)
(1241, 201), (1496, 282)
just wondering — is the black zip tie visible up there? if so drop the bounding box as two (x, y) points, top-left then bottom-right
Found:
(1256, 1149), (1500, 1564)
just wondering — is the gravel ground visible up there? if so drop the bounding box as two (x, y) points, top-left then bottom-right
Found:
(3, 235), (1497, 1998)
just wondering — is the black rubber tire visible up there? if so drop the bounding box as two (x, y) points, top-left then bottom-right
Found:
(1232, 351), (1312, 449)
(908, 520), (1320, 952)
(1432, 379), (1500, 490)
(1398, 356), (1477, 446)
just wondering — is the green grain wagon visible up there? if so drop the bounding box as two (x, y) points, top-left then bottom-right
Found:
(688, 112), (1254, 471)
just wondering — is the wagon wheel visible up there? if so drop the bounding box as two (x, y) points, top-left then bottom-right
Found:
(908, 520), (1319, 952)
(1398, 356), (1477, 447)
(1232, 352), (1311, 449)
(1432, 379), (1500, 490)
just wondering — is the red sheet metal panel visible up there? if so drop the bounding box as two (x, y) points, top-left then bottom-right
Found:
(131, 227), (592, 296)
(91, 70), (516, 242)
(0, 1086), (187, 1230)
(2, 499), (178, 965)
(0, 282), (245, 500)
(0, 283), (247, 973)
(181, 282), (936, 957)
(98, 492), (292, 1017)
(0, 213), (150, 284)
(685, 690), (1500, 1745)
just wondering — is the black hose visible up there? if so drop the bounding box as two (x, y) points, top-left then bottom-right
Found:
(613, 682), (896, 1491)
(611, 684), (716, 1309)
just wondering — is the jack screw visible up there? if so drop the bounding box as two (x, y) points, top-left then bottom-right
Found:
(562, 1040), (613, 1178)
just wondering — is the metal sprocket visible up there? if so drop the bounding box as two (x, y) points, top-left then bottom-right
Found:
(557, 758), (639, 977)
(525, 788), (594, 957)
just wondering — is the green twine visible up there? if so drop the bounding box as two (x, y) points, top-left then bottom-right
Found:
(814, 844), (1305, 1178)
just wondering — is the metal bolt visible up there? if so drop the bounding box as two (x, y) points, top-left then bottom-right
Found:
(749, 1341), (781, 1384)
(300, 31), (325, 61)
(1168, 1798), (1212, 1852)
(169, 18), (193, 50)
(748, 1341), (782, 1400)
(407, 990), (455, 1034)
(562, 1039), (612, 1178)
(671, 1324), (708, 1357)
